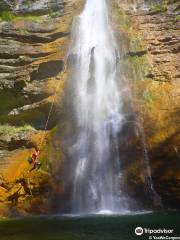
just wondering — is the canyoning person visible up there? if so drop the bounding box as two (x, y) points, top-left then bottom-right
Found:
(28, 147), (41, 172)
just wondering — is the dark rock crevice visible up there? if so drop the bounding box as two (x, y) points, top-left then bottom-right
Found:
(30, 60), (64, 81)
(0, 31), (69, 44)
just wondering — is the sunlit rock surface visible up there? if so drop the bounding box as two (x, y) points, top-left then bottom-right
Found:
(114, 0), (180, 209)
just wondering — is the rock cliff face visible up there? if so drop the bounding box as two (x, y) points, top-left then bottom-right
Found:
(1, 0), (64, 14)
(0, 0), (82, 152)
(0, 0), (179, 215)
(113, 0), (180, 208)
(0, 0), (83, 216)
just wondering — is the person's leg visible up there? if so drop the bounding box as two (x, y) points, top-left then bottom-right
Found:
(29, 163), (36, 172)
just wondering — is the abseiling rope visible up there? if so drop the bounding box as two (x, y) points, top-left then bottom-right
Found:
(38, 59), (68, 151)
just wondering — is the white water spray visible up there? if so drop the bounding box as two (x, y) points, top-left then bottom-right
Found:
(68, 0), (129, 214)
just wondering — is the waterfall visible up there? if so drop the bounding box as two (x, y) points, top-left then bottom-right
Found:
(67, 0), (129, 214)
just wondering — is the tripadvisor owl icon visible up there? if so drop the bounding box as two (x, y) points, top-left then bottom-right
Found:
(135, 227), (144, 236)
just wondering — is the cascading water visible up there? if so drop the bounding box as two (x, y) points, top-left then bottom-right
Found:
(67, 0), (129, 214)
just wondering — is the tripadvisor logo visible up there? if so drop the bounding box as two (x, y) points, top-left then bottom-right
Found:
(135, 227), (144, 236)
(135, 227), (174, 236)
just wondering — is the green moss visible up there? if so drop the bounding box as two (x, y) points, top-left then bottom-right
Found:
(0, 109), (46, 126)
(121, 55), (150, 82)
(0, 90), (29, 115)
(112, 1), (151, 84)
(142, 90), (155, 103)
(112, 2), (131, 30)
(24, 0), (32, 8)
(124, 32), (150, 83)
(175, 15), (180, 21)
(17, 15), (43, 22)
(39, 125), (63, 172)
(149, 3), (168, 14)
(0, 11), (43, 22)
(50, 125), (58, 134)
(0, 124), (35, 136)
(129, 55), (149, 78)
(129, 37), (143, 52)
(40, 155), (51, 172)
(18, 28), (29, 35)
(48, 10), (59, 19)
(0, 11), (15, 21)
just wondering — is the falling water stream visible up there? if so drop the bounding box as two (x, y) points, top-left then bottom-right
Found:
(1, 2), (178, 240)
(68, 0), (128, 214)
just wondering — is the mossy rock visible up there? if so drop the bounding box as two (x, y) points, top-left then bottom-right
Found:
(149, 3), (168, 14)
(0, 108), (46, 128)
(0, 90), (29, 115)
(0, 11), (44, 22)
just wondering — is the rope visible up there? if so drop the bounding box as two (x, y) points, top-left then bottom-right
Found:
(38, 58), (68, 151)
(27, 178), (33, 197)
